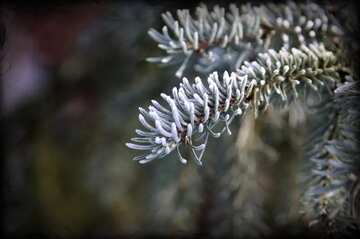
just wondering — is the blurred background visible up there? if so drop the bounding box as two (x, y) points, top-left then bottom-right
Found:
(1, 1), (358, 238)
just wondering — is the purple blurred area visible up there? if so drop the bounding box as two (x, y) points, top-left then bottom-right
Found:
(2, 3), (103, 114)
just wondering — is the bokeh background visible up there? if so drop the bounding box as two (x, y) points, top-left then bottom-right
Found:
(2, 1), (358, 238)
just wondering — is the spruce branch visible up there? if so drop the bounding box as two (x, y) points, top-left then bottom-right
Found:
(147, 3), (262, 77)
(122, 1), (359, 236)
(301, 80), (360, 234)
(126, 43), (345, 165)
(146, 2), (343, 78)
(257, 1), (343, 50)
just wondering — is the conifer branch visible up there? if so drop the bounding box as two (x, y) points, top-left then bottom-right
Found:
(301, 80), (360, 233)
(257, 2), (343, 50)
(126, 1), (358, 235)
(147, 2), (343, 78)
(126, 43), (345, 165)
